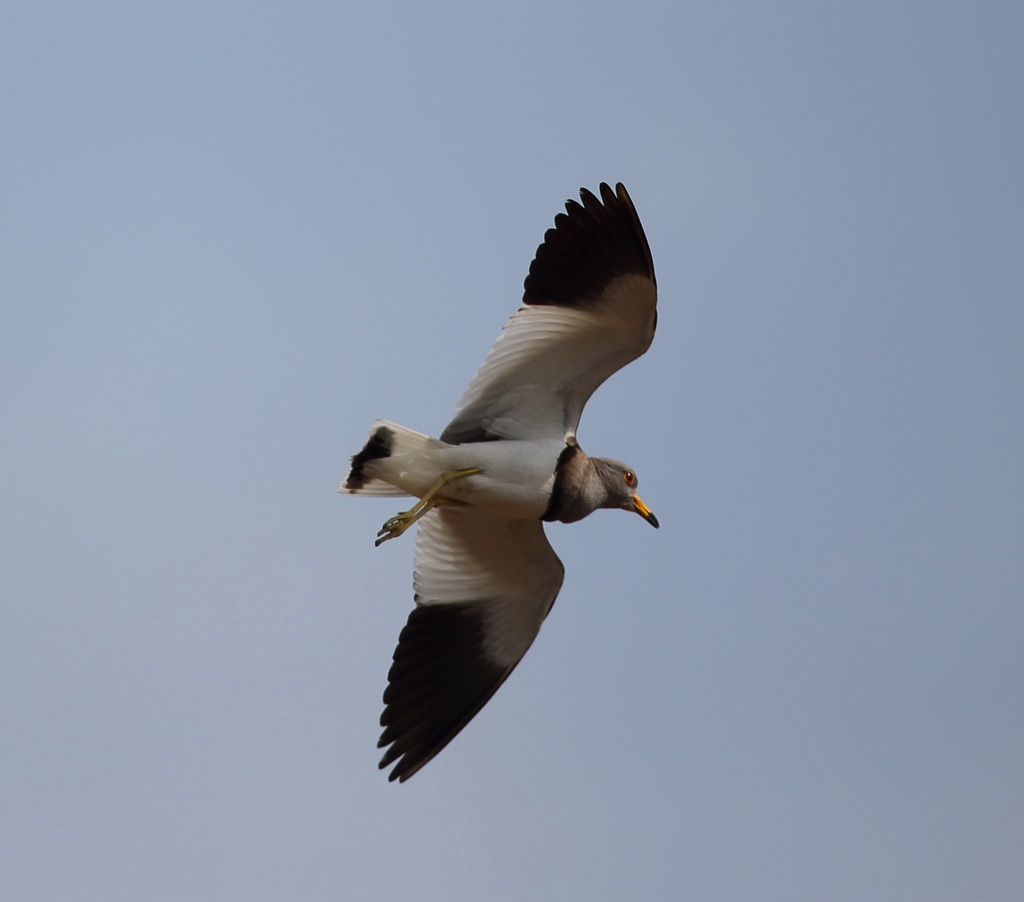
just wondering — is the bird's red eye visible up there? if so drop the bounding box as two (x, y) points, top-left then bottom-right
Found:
(623, 471), (636, 487)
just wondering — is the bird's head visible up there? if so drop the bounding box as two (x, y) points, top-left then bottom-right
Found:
(592, 458), (659, 529)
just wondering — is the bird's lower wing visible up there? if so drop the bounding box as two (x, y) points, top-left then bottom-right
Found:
(378, 507), (564, 781)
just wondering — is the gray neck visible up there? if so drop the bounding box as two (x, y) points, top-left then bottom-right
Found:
(542, 442), (612, 524)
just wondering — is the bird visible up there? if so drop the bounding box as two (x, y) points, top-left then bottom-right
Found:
(341, 182), (659, 782)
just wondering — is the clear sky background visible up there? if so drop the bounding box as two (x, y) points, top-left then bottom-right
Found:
(3, 2), (1022, 900)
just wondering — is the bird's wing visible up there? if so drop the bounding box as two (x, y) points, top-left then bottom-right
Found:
(378, 506), (564, 782)
(440, 183), (657, 444)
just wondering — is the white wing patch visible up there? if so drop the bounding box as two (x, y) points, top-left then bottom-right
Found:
(413, 507), (564, 667)
(444, 273), (656, 442)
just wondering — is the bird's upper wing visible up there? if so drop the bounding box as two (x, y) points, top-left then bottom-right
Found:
(378, 506), (564, 782)
(440, 183), (657, 444)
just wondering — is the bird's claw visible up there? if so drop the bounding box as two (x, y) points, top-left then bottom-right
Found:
(375, 512), (414, 547)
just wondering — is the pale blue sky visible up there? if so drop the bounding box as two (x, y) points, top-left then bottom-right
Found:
(2, 2), (1022, 900)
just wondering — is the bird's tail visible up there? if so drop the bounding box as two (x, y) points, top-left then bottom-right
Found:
(340, 420), (445, 496)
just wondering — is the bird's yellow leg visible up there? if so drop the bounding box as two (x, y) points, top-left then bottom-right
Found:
(375, 467), (482, 547)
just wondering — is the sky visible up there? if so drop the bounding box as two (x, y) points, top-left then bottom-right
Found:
(2, 1), (1022, 900)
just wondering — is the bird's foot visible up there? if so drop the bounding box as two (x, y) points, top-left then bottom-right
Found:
(375, 510), (418, 546)
(374, 467), (482, 546)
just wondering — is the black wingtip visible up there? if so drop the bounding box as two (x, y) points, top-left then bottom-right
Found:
(523, 182), (655, 308)
(377, 602), (514, 782)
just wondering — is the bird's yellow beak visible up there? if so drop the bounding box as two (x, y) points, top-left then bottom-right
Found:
(633, 496), (659, 529)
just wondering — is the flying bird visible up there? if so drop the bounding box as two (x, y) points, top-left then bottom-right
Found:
(341, 183), (659, 781)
